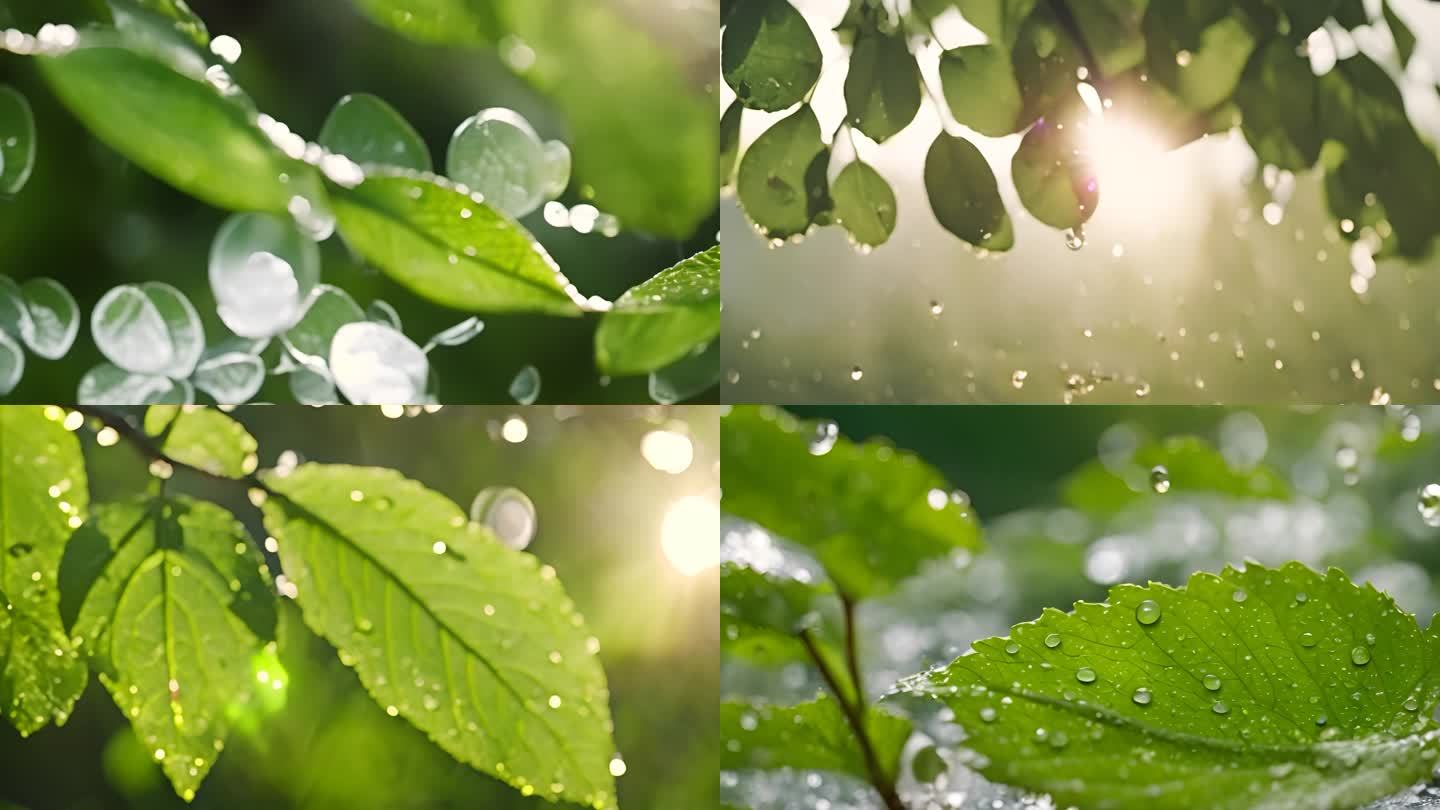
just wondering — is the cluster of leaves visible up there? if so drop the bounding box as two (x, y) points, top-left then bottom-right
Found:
(722, 0), (1440, 259)
(720, 405), (1440, 810)
(0, 0), (718, 403)
(0, 405), (621, 808)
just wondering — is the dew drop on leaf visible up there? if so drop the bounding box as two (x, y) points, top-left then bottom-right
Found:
(1132, 687), (1152, 706)
(1044, 633), (1061, 648)
(470, 486), (537, 551)
(446, 108), (569, 218)
(1135, 599), (1162, 626)
(979, 706), (997, 722)
(1300, 632), (1317, 647)
(1004, 641), (1020, 655)
(1351, 646), (1371, 666)
(1203, 674), (1222, 691)
(1233, 589), (1248, 603)
(1075, 667), (1096, 684)
(1212, 701), (1229, 715)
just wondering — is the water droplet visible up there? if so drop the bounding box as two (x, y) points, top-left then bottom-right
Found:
(1203, 674), (1222, 691)
(1419, 483), (1440, 527)
(1233, 589), (1248, 603)
(1351, 646), (1371, 666)
(979, 706), (997, 722)
(329, 322), (429, 404)
(1149, 466), (1170, 494)
(1212, 701), (1229, 715)
(1063, 226), (1086, 250)
(471, 486), (537, 550)
(1294, 592), (1308, 604)
(1300, 632), (1317, 647)
(849, 366), (863, 381)
(1044, 633), (1061, 648)
(1132, 687), (1152, 705)
(509, 365), (541, 405)
(1075, 667), (1096, 684)
(1404, 697), (1419, 712)
(808, 420), (839, 455)
(1135, 599), (1161, 625)
(1011, 369), (1027, 389)
(447, 108), (569, 217)
(210, 213), (319, 339)
(1004, 641), (1020, 655)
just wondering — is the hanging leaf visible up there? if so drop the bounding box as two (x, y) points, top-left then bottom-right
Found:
(595, 245), (720, 376)
(895, 562), (1440, 810)
(1234, 39), (1321, 171)
(830, 160), (896, 248)
(923, 133), (1013, 251)
(260, 464), (618, 809)
(720, 101), (743, 188)
(39, 25), (313, 214)
(736, 106), (832, 241)
(721, 406), (981, 599)
(843, 28), (921, 143)
(1011, 113), (1099, 230)
(721, 696), (912, 784)
(329, 170), (586, 316)
(0, 407), (89, 736)
(938, 44), (1023, 137)
(143, 406), (258, 479)
(722, 0), (824, 112)
(318, 93), (432, 172)
(1143, 6), (1258, 112)
(61, 496), (274, 800)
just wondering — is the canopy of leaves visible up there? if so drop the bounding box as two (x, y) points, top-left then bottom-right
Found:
(260, 464), (618, 810)
(721, 695), (912, 785)
(894, 562), (1440, 809)
(595, 246), (720, 377)
(721, 406), (980, 599)
(60, 497), (275, 799)
(0, 407), (89, 736)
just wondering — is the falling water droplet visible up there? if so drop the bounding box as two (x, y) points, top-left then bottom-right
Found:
(1011, 369), (1028, 389)
(471, 486), (537, 550)
(508, 365), (541, 405)
(1149, 466), (1170, 493)
(849, 366), (863, 381)
(1419, 483), (1440, 527)
(1064, 226), (1086, 251)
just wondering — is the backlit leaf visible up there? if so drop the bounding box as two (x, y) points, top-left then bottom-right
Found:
(722, 0), (823, 112)
(843, 28), (920, 143)
(830, 160), (896, 248)
(736, 106), (832, 241)
(143, 405), (258, 479)
(1063, 435), (1289, 516)
(595, 245), (720, 377)
(924, 132), (1013, 251)
(939, 44), (1023, 137)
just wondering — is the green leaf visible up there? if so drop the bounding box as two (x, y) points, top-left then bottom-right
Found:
(721, 561), (833, 667)
(736, 106), (832, 241)
(348, 0), (500, 45)
(721, 696), (911, 784)
(923, 132), (1013, 251)
(1269, 0), (1341, 42)
(843, 28), (920, 143)
(143, 405), (258, 479)
(1011, 113), (1099, 229)
(649, 340), (720, 404)
(1144, 6), (1258, 111)
(318, 93), (432, 172)
(329, 170), (586, 316)
(938, 45), (1023, 137)
(1384, 2), (1416, 67)
(38, 26), (312, 215)
(496, 0), (717, 238)
(721, 406), (981, 599)
(1063, 435), (1289, 516)
(1070, 0), (1149, 76)
(62, 496), (275, 799)
(0, 407), (89, 736)
(1012, 5), (1087, 125)
(896, 562), (1440, 810)
(260, 464), (617, 810)
(1234, 39), (1322, 170)
(722, 0), (824, 112)
(595, 246), (720, 377)
(119, 0), (209, 47)
(720, 101), (743, 188)
(0, 86), (36, 195)
(831, 160), (896, 248)
(955, 0), (1038, 49)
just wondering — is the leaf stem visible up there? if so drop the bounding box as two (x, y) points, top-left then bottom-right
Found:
(799, 606), (905, 810)
(69, 405), (276, 496)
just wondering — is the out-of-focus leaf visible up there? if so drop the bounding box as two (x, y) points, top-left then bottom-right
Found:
(1062, 435), (1289, 516)
(1235, 39), (1321, 170)
(595, 246), (719, 377)
(1144, 5), (1257, 111)
(939, 44), (1023, 137)
(39, 26), (312, 214)
(1012, 5), (1086, 125)
(924, 133), (1013, 251)
(143, 405), (258, 479)
(318, 93), (432, 172)
(896, 562), (1440, 810)
(843, 28), (920, 143)
(0, 407), (89, 736)
(955, 0), (1038, 49)
(722, 0), (823, 112)
(260, 464), (618, 809)
(721, 406), (981, 599)
(649, 340), (720, 404)
(831, 160), (896, 248)
(1070, 0), (1149, 76)
(721, 696), (911, 784)
(347, 0), (500, 46)
(117, 0), (209, 46)
(62, 497), (274, 799)
(736, 106), (832, 241)
(330, 170), (586, 316)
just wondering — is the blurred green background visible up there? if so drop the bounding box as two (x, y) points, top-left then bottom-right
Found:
(0, 0), (718, 404)
(1, 405), (719, 810)
(724, 404), (1440, 808)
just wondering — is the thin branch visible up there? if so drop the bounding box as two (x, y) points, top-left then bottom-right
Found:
(800, 624), (904, 810)
(70, 405), (276, 495)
